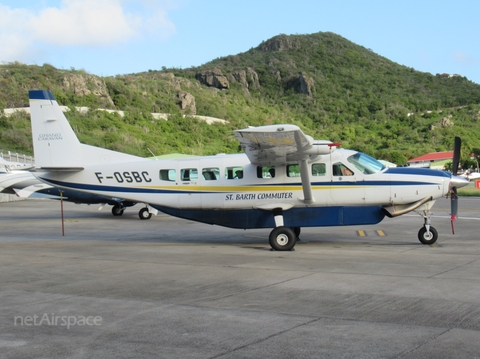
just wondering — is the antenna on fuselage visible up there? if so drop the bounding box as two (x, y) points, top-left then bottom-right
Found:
(147, 148), (159, 160)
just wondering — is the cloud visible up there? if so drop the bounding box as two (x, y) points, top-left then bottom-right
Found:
(0, 5), (35, 61)
(0, 0), (176, 63)
(31, 0), (139, 46)
(453, 51), (477, 67)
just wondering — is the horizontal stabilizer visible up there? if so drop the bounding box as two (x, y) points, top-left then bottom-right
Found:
(34, 167), (84, 171)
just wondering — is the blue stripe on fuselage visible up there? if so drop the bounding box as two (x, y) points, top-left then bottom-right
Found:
(385, 167), (451, 178)
(38, 177), (203, 194)
(39, 176), (443, 195)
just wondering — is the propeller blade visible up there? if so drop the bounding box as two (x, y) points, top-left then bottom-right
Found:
(450, 137), (462, 234)
(452, 137), (461, 176)
(451, 187), (458, 234)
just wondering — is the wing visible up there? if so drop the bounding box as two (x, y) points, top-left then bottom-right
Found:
(235, 124), (337, 165)
(235, 124), (339, 204)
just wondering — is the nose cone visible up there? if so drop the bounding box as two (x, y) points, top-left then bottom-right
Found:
(451, 175), (469, 189)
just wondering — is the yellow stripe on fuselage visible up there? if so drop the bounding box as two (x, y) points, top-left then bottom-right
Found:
(132, 183), (371, 193)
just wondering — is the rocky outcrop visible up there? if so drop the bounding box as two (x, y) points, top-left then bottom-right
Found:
(298, 73), (315, 96)
(440, 115), (454, 127)
(177, 91), (196, 114)
(232, 67), (260, 90)
(429, 115), (454, 130)
(285, 72), (315, 96)
(62, 74), (114, 106)
(258, 34), (301, 52)
(273, 70), (282, 83)
(196, 68), (229, 89)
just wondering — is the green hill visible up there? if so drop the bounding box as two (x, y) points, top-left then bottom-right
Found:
(1, 31), (480, 166)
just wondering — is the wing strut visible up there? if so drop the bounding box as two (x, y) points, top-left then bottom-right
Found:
(299, 159), (315, 204)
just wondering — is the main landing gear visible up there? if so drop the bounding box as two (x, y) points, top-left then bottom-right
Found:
(138, 207), (152, 220)
(111, 203), (153, 220)
(269, 226), (301, 251)
(111, 204), (125, 216)
(268, 208), (301, 251)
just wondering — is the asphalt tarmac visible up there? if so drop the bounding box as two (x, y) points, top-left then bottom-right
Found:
(1, 198), (480, 358)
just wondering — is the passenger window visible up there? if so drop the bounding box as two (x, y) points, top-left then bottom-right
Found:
(226, 166), (244, 180)
(312, 163), (326, 176)
(257, 166), (275, 178)
(287, 164), (300, 177)
(159, 169), (176, 181)
(333, 162), (353, 176)
(181, 168), (198, 181)
(202, 167), (219, 180)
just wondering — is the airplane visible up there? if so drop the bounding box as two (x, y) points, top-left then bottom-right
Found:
(28, 89), (469, 251)
(461, 170), (480, 182)
(0, 156), (34, 171)
(1, 157), (156, 219)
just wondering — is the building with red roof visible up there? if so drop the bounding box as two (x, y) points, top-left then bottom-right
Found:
(408, 151), (453, 169)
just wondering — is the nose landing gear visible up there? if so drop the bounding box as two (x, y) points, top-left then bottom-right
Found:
(416, 204), (438, 245)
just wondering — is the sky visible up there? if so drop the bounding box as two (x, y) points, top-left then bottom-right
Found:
(1, 0), (479, 84)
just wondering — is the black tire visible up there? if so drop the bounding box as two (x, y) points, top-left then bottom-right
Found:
(269, 226), (297, 251)
(418, 226), (438, 245)
(293, 227), (301, 239)
(139, 207), (152, 220)
(112, 204), (124, 217)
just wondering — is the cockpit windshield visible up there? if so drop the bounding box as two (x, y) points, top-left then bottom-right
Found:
(347, 152), (386, 174)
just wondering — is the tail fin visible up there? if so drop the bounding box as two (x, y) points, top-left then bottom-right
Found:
(29, 90), (146, 169)
(29, 90), (82, 168)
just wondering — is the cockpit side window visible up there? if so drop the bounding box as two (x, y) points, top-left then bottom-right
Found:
(333, 162), (353, 176)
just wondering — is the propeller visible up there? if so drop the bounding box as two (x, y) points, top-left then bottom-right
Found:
(450, 136), (461, 233)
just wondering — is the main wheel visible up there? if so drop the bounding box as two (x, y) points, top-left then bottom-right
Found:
(269, 226), (297, 251)
(418, 226), (438, 245)
(293, 227), (301, 240)
(139, 207), (152, 220)
(112, 204), (124, 216)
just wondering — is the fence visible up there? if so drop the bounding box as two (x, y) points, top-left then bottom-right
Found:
(0, 151), (34, 164)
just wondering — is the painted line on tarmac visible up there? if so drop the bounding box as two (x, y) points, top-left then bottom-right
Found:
(356, 230), (387, 237)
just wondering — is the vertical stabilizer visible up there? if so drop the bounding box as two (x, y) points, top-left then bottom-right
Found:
(29, 90), (146, 168)
(29, 90), (82, 168)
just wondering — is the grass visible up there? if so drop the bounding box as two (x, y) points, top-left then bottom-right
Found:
(458, 183), (480, 197)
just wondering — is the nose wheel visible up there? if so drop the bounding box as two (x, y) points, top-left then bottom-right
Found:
(415, 202), (439, 245)
(418, 226), (438, 244)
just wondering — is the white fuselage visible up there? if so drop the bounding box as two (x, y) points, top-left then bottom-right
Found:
(35, 149), (451, 212)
